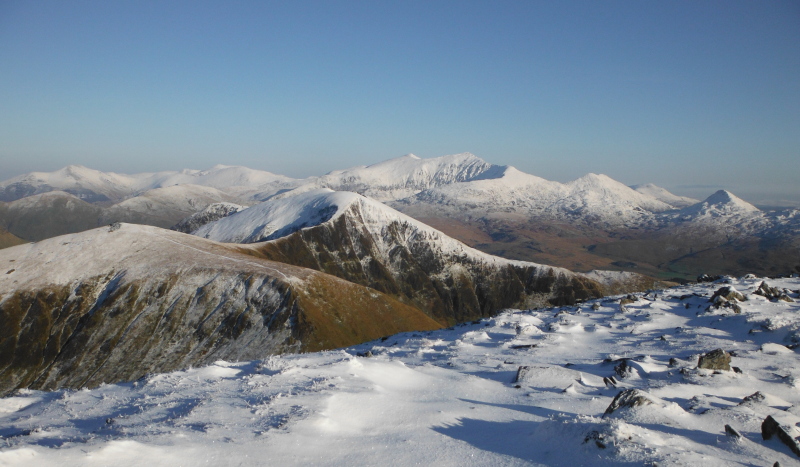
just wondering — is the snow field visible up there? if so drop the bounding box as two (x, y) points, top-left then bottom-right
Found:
(1, 277), (800, 465)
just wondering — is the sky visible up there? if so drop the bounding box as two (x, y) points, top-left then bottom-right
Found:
(1, 0), (798, 205)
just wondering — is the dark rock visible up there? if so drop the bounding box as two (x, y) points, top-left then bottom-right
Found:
(668, 358), (679, 367)
(603, 389), (654, 417)
(724, 424), (742, 438)
(583, 430), (607, 449)
(740, 391), (766, 405)
(697, 349), (732, 371)
(514, 366), (530, 383)
(761, 415), (800, 458)
(591, 303), (600, 311)
(754, 281), (783, 300)
(732, 366), (743, 374)
(356, 350), (373, 358)
(614, 359), (636, 378)
(697, 274), (722, 283)
(710, 286), (746, 303)
(603, 376), (618, 388)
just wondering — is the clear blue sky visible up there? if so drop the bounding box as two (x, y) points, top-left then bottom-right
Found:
(1, 1), (798, 204)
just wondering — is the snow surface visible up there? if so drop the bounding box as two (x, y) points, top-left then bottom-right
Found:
(2, 276), (800, 466)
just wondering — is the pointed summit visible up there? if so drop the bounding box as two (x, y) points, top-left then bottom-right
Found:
(679, 189), (759, 218)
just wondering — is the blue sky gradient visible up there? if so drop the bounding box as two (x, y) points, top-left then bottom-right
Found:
(1, 1), (798, 204)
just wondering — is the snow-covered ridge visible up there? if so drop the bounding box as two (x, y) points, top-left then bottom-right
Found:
(195, 188), (575, 274)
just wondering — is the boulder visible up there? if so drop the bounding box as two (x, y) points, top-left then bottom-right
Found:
(762, 415), (800, 458)
(603, 389), (654, 417)
(710, 286), (746, 303)
(697, 349), (732, 371)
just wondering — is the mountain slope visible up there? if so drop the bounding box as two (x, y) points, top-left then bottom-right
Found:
(631, 183), (699, 208)
(0, 224), (440, 395)
(0, 191), (103, 241)
(100, 184), (242, 228)
(0, 227), (25, 250)
(196, 190), (646, 324)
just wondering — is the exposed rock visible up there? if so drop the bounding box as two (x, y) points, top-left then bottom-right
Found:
(752, 281), (795, 302)
(583, 430), (607, 449)
(697, 274), (723, 283)
(724, 424), (742, 439)
(740, 391), (766, 406)
(614, 359), (636, 378)
(619, 294), (638, 306)
(171, 202), (245, 233)
(761, 415), (800, 458)
(710, 286), (746, 303)
(514, 366), (530, 383)
(603, 389), (654, 417)
(697, 349), (732, 371)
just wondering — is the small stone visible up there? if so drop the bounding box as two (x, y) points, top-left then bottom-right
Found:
(724, 424), (741, 438)
(732, 366), (743, 374)
(591, 303), (600, 311)
(603, 376), (618, 388)
(668, 357), (679, 367)
(697, 349), (732, 371)
(514, 366), (530, 383)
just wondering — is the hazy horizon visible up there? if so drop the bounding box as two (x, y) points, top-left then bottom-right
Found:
(1, 1), (798, 206)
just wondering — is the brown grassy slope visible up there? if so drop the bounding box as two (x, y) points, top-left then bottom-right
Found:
(0, 227), (26, 249)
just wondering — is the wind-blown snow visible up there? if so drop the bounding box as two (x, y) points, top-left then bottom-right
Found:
(2, 276), (799, 466)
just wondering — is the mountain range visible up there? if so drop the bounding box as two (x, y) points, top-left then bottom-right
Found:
(1, 153), (797, 279)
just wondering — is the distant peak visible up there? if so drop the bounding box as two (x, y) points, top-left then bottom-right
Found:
(404, 154), (421, 160)
(684, 189), (760, 214)
(703, 190), (746, 204)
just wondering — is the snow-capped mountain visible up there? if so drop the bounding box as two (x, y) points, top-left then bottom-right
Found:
(0, 223), (439, 395)
(397, 167), (674, 228)
(196, 189), (653, 323)
(0, 164), (295, 204)
(100, 184), (242, 227)
(3, 276), (799, 466)
(308, 153), (496, 202)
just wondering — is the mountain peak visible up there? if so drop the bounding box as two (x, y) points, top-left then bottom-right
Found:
(702, 190), (758, 211)
(679, 189), (760, 219)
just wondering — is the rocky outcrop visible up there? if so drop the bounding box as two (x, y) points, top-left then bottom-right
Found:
(171, 202), (245, 233)
(603, 389), (655, 417)
(762, 415), (800, 457)
(697, 349), (732, 371)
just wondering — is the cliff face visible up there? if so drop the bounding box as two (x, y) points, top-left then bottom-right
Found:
(239, 201), (605, 325)
(0, 224), (439, 395)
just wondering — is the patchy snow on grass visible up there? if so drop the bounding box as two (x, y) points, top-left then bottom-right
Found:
(1, 277), (800, 466)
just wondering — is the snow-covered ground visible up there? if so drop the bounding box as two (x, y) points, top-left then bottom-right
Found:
(2, 277), (800, 466)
